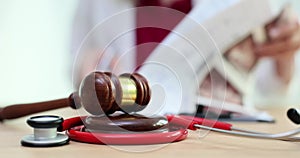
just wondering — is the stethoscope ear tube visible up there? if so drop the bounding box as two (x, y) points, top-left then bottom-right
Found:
(168, 115), (300, 142)
(193, 124), (300, 141)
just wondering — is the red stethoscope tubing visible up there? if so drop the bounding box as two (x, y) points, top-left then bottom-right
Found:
(60, 115), (232, 145)
(67, 126), (188, 145)
(167, 115), (232, 131)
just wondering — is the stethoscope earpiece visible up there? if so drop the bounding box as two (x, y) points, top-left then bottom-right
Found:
(21, 115), (69, 147)
(287, 108), (300, 125)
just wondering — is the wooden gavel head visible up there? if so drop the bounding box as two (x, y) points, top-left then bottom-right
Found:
(0, 71), (150, 121)
(79, 72), (151, 115)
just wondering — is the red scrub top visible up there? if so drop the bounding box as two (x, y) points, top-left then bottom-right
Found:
(136, 0), (192, 67)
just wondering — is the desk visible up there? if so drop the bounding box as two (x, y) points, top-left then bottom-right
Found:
(1, 108), (300, 158)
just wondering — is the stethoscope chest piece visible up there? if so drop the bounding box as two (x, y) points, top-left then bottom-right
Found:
(21, 115), (69, 147)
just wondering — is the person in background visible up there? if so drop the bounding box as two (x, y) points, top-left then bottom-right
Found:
(71, 0), (300, 107)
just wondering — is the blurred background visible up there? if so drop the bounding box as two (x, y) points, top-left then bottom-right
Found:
(0, 0), (299, 108)
(0, 0), (77, 105)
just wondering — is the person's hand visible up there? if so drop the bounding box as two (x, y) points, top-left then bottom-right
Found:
(254, 6), (300, 84)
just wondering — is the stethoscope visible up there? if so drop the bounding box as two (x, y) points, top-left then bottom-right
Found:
(21, 108), (300, 147)
(2, 71), (297, 147)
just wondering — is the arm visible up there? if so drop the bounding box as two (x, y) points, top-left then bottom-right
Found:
(255, 6), (300, 84)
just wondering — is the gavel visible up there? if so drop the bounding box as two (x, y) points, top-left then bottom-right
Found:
(0, 71), (151, 121)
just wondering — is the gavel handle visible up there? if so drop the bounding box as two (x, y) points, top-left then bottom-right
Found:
(0, 93), (78, 121)
(0, 98), (69, 121)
